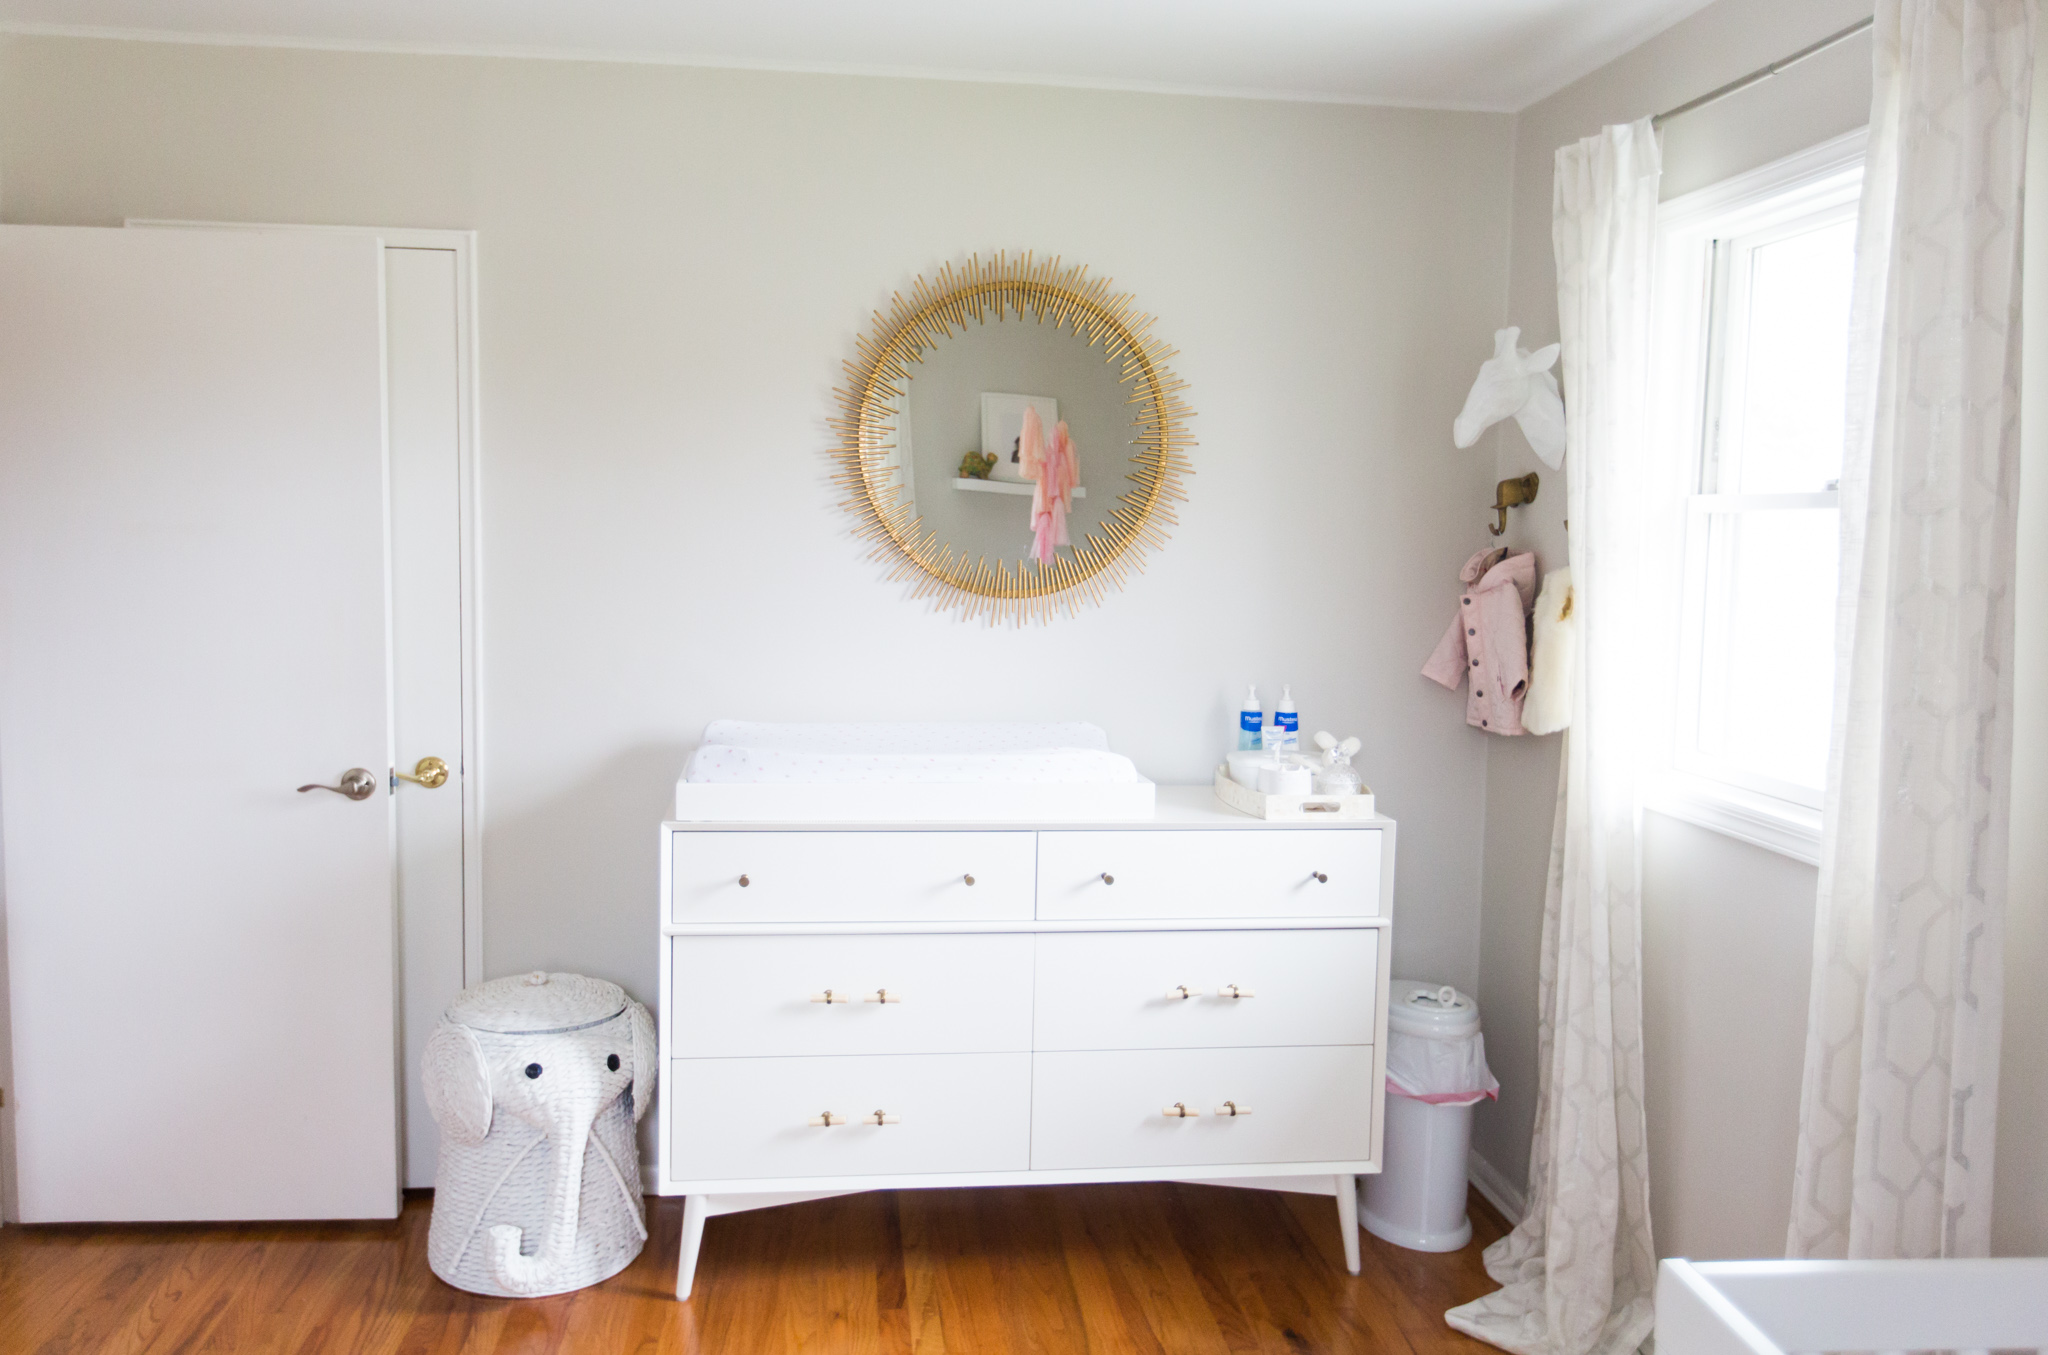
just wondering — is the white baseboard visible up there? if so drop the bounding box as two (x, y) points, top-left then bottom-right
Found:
(1466, 1149), (1525, 1225)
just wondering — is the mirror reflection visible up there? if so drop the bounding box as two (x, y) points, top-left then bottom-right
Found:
(885, 319), (1135, 569)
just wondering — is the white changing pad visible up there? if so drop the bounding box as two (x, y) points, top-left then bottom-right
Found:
(674, 721), (1154, 822)
(684, 720), (1140, 785)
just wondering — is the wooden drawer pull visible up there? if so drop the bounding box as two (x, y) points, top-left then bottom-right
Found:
(1311, 872), (1328, 884)
(864, 1110), (901, 1126)
(1215, 1100), (1253, 1117)
(1218, 984), (1257, 1000)
(809, 989), (853, 1004)
(1166, 985), (1204, 1001)
(1162, 1102), (1201, 1118)
(809, 1111), (847, 1127)
(738, 873), (751, 887)
(1100, 872), (1115, 885)
(862, 989), (903, 1004)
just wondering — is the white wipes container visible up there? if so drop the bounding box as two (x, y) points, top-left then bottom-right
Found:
(1361, 980), (1497, 1253)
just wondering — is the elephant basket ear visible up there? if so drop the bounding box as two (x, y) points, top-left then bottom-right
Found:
(422, 1021), (493, 1145)
(627, 999), (657, 1124)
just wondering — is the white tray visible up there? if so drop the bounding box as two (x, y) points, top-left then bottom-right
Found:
(1212, 767), (1375, 821)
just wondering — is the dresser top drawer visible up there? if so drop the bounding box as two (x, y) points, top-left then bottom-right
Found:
(1037, 828), (1383, 921)
(670, 830), (1034, 925)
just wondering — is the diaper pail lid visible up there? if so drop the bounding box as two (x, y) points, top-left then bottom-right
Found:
(445, 970), (627, 1034)
(1387, 980), (1480, 1038)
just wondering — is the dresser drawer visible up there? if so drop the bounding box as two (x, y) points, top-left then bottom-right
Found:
(669, 1053), (1030, 1182)
(1033, 929), (1377, 1051)
(1036, 829), (1380, 920)
(671, 933), (1033, 1057)
(1029, 1046), (1375, 1171)
(670, 830), (1034, 923)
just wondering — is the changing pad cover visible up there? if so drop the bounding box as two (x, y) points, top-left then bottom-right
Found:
(683, 720), (1140, 785)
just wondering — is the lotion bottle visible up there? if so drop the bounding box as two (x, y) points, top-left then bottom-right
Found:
(1276, 686), (1300, 752)
(1237, 685), (1263, 752)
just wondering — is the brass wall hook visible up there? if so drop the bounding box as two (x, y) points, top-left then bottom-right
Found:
(1489, 473), (1539, 536)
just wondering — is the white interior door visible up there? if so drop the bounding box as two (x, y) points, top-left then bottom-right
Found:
(124, 221), (482, 1194)
(0, 225), (399, 1221)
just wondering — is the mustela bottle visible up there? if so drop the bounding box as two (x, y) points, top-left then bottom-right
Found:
(1238, 686), (1263, 751)
(1275, 686), (1300, 753)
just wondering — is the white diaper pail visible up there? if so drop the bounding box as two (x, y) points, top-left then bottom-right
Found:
(1361, 980), (1497, 1253)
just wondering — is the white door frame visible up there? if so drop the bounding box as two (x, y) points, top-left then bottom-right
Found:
(128, 221), (485, 989)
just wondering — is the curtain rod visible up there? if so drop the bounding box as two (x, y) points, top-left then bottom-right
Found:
(1652, 16), (1874, 127)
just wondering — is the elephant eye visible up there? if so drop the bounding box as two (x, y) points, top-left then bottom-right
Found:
(607, 1054), (621, 1072)
(524, 1063), (543, 1079)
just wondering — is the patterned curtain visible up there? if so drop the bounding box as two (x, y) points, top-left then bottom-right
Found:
(1787, 0), (2035, 1260)
(1446, 119), (1659, 1355)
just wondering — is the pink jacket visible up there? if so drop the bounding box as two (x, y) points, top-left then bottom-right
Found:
(1423, 547), (1537, 735)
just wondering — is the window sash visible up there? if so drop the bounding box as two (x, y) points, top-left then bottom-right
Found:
(1675, 494), (1839, 811)
(1646, 128), (1865, 863)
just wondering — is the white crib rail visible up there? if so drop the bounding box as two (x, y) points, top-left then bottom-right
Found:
(1658, 1257), (2048, 1355)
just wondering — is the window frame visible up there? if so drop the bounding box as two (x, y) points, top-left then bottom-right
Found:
(1644, 128), (1866, 866)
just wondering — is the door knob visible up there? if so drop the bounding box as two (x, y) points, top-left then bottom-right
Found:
(394, 756), (450, 789)
(297, 768), (378, 801)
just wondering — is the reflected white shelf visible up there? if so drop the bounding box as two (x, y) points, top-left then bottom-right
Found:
(954, 478), (1088, 499)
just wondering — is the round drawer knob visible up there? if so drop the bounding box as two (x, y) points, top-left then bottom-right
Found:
(963, 873), (975, 886)
(1101, 872), (1115, 885)
(738, 874), (751, 888)
(1311, 871), (1328, 884)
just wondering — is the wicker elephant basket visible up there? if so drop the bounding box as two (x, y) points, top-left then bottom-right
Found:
(422, 971), (656, 1297)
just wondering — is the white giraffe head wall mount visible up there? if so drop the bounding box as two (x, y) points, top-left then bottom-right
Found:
(1453, 326), (1564, 469)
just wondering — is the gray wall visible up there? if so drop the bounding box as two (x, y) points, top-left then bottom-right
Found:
(0, 36), (1514, 1159)
(1996, 44), (2048, 1258)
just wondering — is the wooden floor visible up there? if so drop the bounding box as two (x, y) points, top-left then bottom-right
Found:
(0, 1183), (1512, 1354)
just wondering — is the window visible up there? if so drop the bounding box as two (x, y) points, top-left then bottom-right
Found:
(1648, 131), (1865, 863)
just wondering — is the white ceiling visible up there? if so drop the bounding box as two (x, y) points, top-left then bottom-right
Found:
(0, 0), (1717, 112)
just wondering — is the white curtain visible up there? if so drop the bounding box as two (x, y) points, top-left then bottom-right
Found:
(1446, 120), (1659, 1355)
(1787, 0), (2035, 1261)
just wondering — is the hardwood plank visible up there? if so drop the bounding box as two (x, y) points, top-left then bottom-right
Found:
(0, 1183), (1527, 1355)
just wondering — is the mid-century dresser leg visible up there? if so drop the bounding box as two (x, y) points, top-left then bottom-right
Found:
(1334, 1174), (1361, 1276)
(676, 1194), (709, 1300)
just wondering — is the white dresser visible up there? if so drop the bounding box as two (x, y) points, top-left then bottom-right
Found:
(656, 785), (1394, 1299)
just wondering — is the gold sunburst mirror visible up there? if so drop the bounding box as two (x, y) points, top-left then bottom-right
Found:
(832, 254), (1194, 624)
